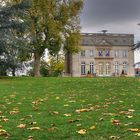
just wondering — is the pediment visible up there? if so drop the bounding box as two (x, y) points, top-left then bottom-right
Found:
(98, 39), (111, 46)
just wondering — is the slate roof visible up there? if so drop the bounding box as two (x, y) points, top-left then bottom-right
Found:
(80, 33), (134, 46)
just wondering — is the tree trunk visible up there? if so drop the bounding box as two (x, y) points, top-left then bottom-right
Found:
(33, 52), (42, 77)
(12, 67), (16, 76)
(65, 52), (72, 75)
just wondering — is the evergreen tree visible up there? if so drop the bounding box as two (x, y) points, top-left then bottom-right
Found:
(0, 0), (31, 76)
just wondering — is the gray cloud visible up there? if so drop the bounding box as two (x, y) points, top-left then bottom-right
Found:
(80, 0), (140, 62)
(81, 0), (140, 32)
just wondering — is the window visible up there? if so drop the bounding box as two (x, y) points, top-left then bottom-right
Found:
(122, 62), (127, 74)
(98, 50), (103, 56)
(89, 62), (94, 74)
(90, 50), (94, 57)
(122, 50), (127, 58)
(81, 50), (85, 57)
(106, 50), (110, 56)
(114, 61), (119, 74)
(106, 62), (111, 76)
(98, 63), (103, 76)
(81, 62), (86, 75)
(114, 50), (119, 57)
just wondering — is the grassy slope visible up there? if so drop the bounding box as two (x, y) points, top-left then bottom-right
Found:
(0, 77), (140, 140)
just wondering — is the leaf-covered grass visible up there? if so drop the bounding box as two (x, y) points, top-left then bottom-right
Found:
(0, 77), (140, 140)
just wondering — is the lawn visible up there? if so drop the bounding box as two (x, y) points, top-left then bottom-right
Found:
(0, 77), (140, 140)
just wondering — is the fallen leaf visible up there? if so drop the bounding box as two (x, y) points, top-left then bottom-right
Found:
(17, 124), (26, 129)
(50, 111), (59, 115)
(126, 115), (133, 118)
(29, 122), (37, 125)
(111, 120), (120, 125)
(25, 115), (32, 118)
(75, 108), (93, 113)
(102, 113), (115, 116)
(0, 129), (9, 137)
(119, 111), (131, 115)
(64, 104), (69, 107)
(32, 101), (39, 105)
(77, 129), (87, 135)
(135, 133), (140, 136)
(28, 127), (41, 130)
(68, 119), (81, 123)
(128, 128), (139, 132)
(2, 118), (9, 122)
(9, 111), (19, 115)
(76, 124), (82, 127)
(109, 136), (120, 139)
(48, 127), (57, 132)
(64, 114), (71, 117)
(55, 97), (60, 100)
(128, 109), (135, 112)
(28, 136), (34, 140)
(99, 118), (104, 121)
(20, 118), (25, 121)
(89, 125), (96, 130)
(68, 100), (76, 103)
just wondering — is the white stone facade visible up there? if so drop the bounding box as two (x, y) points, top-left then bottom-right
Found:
(65, 33), (135, 77)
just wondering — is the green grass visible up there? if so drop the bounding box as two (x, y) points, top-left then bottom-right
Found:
(0, 77), (140, 140)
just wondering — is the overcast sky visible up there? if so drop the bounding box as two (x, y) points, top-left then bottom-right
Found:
(80, 0), (140, 63)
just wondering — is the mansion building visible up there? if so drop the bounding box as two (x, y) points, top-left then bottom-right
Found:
(65, 33), (135, 77)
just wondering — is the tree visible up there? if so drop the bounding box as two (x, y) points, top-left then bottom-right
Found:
(17, 0), (83, 77)
(0, 0), (31, 76)
(47, 54), (64, 76)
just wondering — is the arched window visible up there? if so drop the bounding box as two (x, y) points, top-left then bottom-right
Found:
(89, 62), (94, 74)
(81, 62), (86, 75)
(114, 61), (119, 74)
(106, 62), (111, 76)
(122, 62), (127, 74)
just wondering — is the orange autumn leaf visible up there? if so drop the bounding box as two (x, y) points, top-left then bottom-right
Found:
(17, 124), (26, 129)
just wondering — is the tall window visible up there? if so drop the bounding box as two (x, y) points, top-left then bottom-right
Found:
(90, 50), (94, 57)
(89, 62), (94, 74)
(106, 62), (111, 76)
(114, 50), (119, 57)
(98, 50), (103, 56)
(106, 50), (110, 56)
(122, 50), (127, 58)
(81, 62), (86, 75)
(114, 61), (119, 74)
(81, 50), (85, 57)
(122, 62), (127, 74)
(98, 63), (103, 76)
